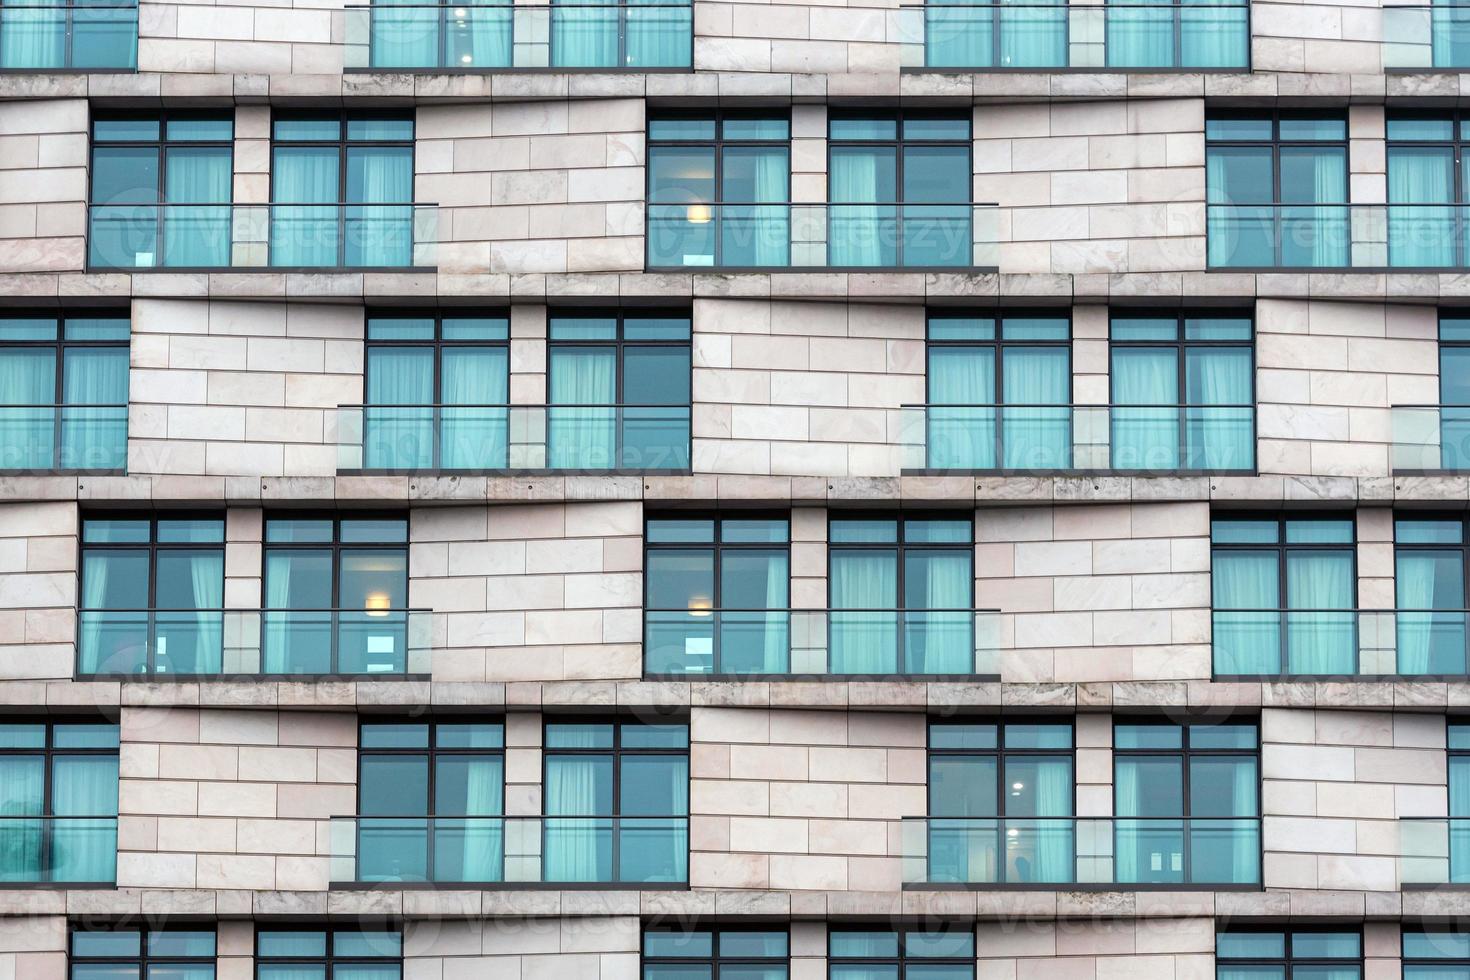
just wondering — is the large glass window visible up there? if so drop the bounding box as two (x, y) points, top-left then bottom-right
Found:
(1206, 114), (1348, 268)
(647, 113), (791, 269)
(1394, 516), (1470, 675)
(547, 310), (691, 471)
(0, 312), (127, 473)
(1109, 311), (1254, 472)
(77, 514), (226, 677)
(1217, 931), (1361, 980)
(644, 514), (790, 676)
(257, 929), (402, 980)
(925, 0), (1065, 69)
(1211, 514), (1356, 677)
(71, 928), (214, 979)
(643, 929), (788, 979)
(270, 115), (415, 268)
(828, 930), (974, 979)
(1439, 315), (1470, 471)
(2, 721), (118, 884)
(828, 113), (972, 268)
(89, 114), (233, 270)
(543, 719), (688, 883)
(549, 0), (690, 67)
(1386, 116), (1466, 269)
(925, 311), (1071, 471)
(356, 721), (504, 884)
(262, 514), (410, 675)
(827, 514), (973, 676)
(1105, 0), (1248, 68)
(1113, 719), (1259, 885)
(361, 311), (510, 471)
(927, 720), (1074, 884)
(0, 0), (136, 68)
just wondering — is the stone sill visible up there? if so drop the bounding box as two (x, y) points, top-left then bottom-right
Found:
(5, 270), (1470, 303)
(3, 69), (1470, 103)
(0, 884), (1444, 921)
(10, 677), (1470, 711)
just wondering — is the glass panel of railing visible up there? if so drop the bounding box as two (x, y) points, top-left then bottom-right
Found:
(1203, 203), (1470, 270)
(1383, 5), (1470, 69)
(1399, 817), (1470, 886)
(1107, 817), (1260, 885)
(0, 405), (127, 472)
(1211, 609), (1470, 678)
(0, 2), (138, 69)
(1391, 405), (1470, 472)
(0, 816), (117, 884)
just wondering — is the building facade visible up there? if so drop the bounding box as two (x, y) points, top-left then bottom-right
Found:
(4, 2), (1470, 980)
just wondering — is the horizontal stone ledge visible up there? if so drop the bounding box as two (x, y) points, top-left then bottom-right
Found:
(0, 886), (1434, 921)
(7, 677), (1470, 712)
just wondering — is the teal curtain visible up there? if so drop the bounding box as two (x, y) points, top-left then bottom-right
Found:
(928, 347), (995, 469)
(548, 347), (616, 469)
(441, 347), (508, 469)
(1180, 0), (1247, 67)
(0, 0), (64, 68)
(346, 146), (413, 267)
(906, 550), (971, 674)
(1003, 346), (1069, 470)
(544, 754), (613, 881)
(272, 146), (339, 267)
(433, 756), (503, 882)
(1114, 758), (1142, 882)
(0, 348), (55, 471)
(626, 0), (690, 66)
(0, 757), (43, 881)
(365, 347), (434, 470)
(1020, 757), (1073, 883)
(1389, 147), (1456, 268)
(1183, 346), (1252, 469)
(448, 2), (512, 67)
(61, 347), (128, 471)
(1396, 550), (1464, 675)
(163, 146), (232, 267)
(1452, 756), (1470, 882)
(1000, 0), (1065, 66)
(370, 0), (439, 67)
(50, 755), (117, 883)
(1284, 550), (1354, 675)
(552, 0), (618, 66)
(1111, 347), (1178, 470)
(1212, 550), (1279, 674)
(1434, 0), (1470, 67)
(1107, 0), (1173, 67)
(720, 147), (789, 267)
(830, 550), (898, 673)
(1280, 146), (1348, 268)
(926, 0), (990, 67)
(830, 147), (891, 266)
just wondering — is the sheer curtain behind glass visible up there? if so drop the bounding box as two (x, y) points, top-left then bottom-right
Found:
(370, 0), (439, 67)
(50, 754), (117, 883)
(829, 549), (897, 673)
(548, 347), (616, 469)
(552, 0), (618, 66)
(347, 145), (413, 267)
(0, 753), (42, 881)
(1212, 549), (1279, 674)
(928, 346), (995, 470)
(0, 347), (55, 471)
(272, 146), (339, 267)
(163, 146), (231, 268)
(544, 734), (612, 881)
(829, 146), (890, 267)
(61, 347), (127, 471)
(441, 347), (508, 469)
(1388, 145), (1455, 268)
(0, 0), (65, 68)
(1184, 347), (1251, 470)
(365, 347), (434, 470)
(1003, 346), (1069, 470)
(1111, 347), (1178, 471)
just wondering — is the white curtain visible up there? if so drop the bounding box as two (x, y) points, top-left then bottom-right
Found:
(371, 0), (439, 67)
(1031, 758), (1073, 882)
(163, 146), (231, 268)
(1396, 552), (1453, 675)
(1228, 760), (1259, 883)
(1388, 146), (1455, 268)
(1003, 346), (1070, 470)
(762, 552), (789, 673)
(552, 0), (618, 66)
(1452, 757), (1470, 882)
(751, 148), (790, 267)
(830, 550), (898, 673)
(548, 348), (616, 469)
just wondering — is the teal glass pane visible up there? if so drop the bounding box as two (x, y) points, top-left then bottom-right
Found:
(1293, 934), (1361, 959)
(1115, 723), (1182, 749)
(348, 119), (413, 141)
(1212, 519), (1279, 544)
(340, 518), (407, 543)
(437, 724), (504, 748)
(1189, 723), (1256, 749)
(1280, 117), (1347, 141)
(720, 932), (787, 957)
(1284, 520), (1353, 544)
(54, 724), (119, 749)
(167, 118), (233, 142)
(0, 725), (44, 749)
(333, 932), (402, 957)
(442, 317), (508, 340)
(905, 932), (974, 957)
(830, 118), (897, 141)
(929, 723), (997, 749)
(147, 932), (215, 957)
(649, 118), (716, 141)
(545, 722), (614, 748)
(724, 117), (788, 141)
(621, 723), (689, 749)
(1005, 723), (1071, 749)
(929, 316), (995, 341)
(904, 118), (969, 141)
(1217, 933), (1285, 958)
(645, 931), (713, 958)
(722, 519), (787, 543)
(830, 519), (897, 543)
(274, 118), (341, 141)
(1442, 317), (1470, 341)
(830, 932), (898, 957)
(94, 119), (159, 141)
(1405, 933), (1470, 959)
(73, 931), (141, 956)
(258, 931), (328, 957)
(1398, 519), (1464, 544)
(1206, 117), (1272, 141)
(905, 519), (970, 543)
(1389, 119), (1455, 141)
(1111, 317), (1178, 341)
(361, 724), (429, 749)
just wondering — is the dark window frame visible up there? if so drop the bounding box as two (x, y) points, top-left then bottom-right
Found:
(1393, 511), (1470, 608)
(253, 926), (404, 977)
(8, 720), (120, 887)
(78, 511), (227, 613)
(826, 927), (977, 977)
(924, 309), (1074, 408)
(259, 511), (410, 612)
(0, 310), (129, 474)
(70, 926), (217, 976)
(641, 926), (791, 976)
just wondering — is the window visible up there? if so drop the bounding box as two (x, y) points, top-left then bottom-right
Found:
(1217, 931), (1361, 980)
(1386, 116), (1466, 268)
(543, 719), (688, 883)
(643, 929), (788, 979)
(1438, 314), (1470, 471)
(1211, 514), (1356, 678)
(77, 514), (225, 676)
(828, 930), (974, 979)
(925, 311), (1071, 471)
(0, 0), (136, 69)
(256, 929), (402, 979)
(1113, 719), (1259, 885)
(1109, 311), (1254, 472)
(262, 514), (410, 675)
(361, 311), (510, 471)
(549, 0), (691, 68)
(71, 929), (214, 979)
(1105, 0), (1248, 68)
(927, 720), (1074, 884)
(646, 112), (791, 269)
(644, 514), (790, 676)
(0, 312), (127, 473)
(356, 721), (504, 883)
(1394, 516), (1470, 675)
(89, 113), (234, 269)
(827, 514), (973, 676)
(925, 1), (1065, 69)
(1206, 114), (1348, 268)
(2, 721), (118, 884)
(828, 113), (972, 268)
(1405, 931), (1470, 978)
(547, 310), (691, 471)
(1448, 725), (1470, 882)
(270, 114), (415, 268)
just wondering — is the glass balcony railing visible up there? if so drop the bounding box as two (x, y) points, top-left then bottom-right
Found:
(1213, 609), (1470, 678)
(0, 404), (126, 473)
(0, 816), (117, 884)
(75, 608), (432, 678)
(898, 403), (1255, 473)
(86, 203), (437, 270)
(1400, 817), (1470, 886)
(343, 3), (692, 69)
(902, 816), (1262, 887)
(1391, 405), (1470, 472)
(1204, 202), (1470, 269)
(336, 403), (691, 472)
(910, 3), (1249, 70)
(330, 815), (688, 885)
(646, 203), (999, 270)
(1383, 5), (1470, 69)
(0, 2), (137, 69)
(643, 609), (1002, 678)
